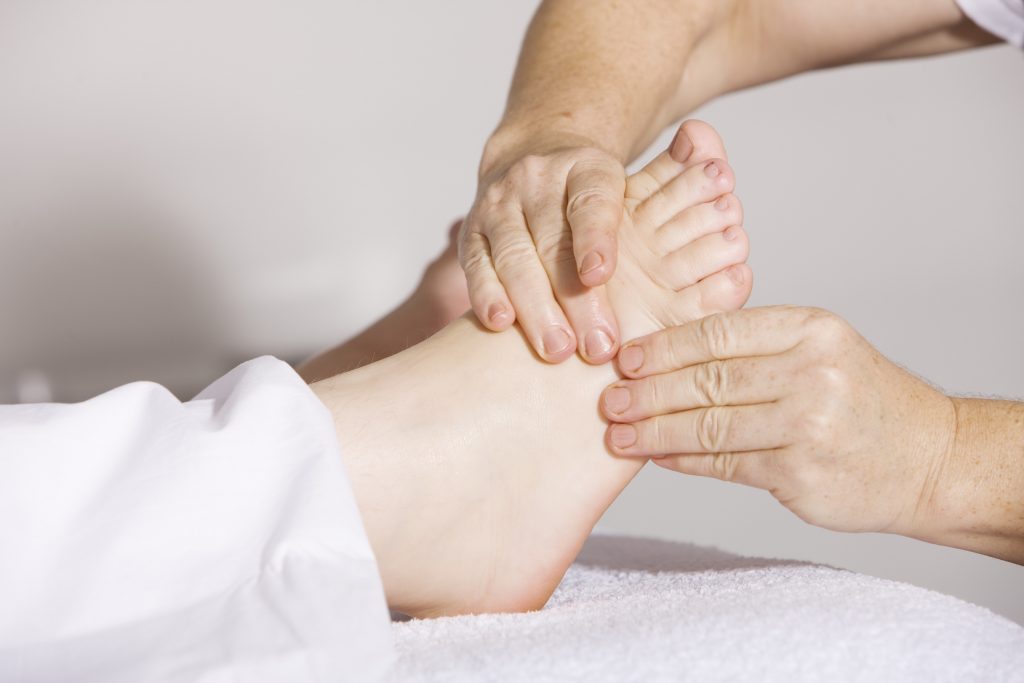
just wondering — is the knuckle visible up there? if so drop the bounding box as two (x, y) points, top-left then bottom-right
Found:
(656, 331), (687, 372)
(567, 188), (614, 218)
(696, 361), (726, 405)
(811, 364), (848, 396)
(663, 327), (688, 370)
(506, 160), (530, 183)
(804, 308), (849, 343)
(646, 376), (665, 412)
(490, 237), (540, 274)
(699, 313), (735, 360)
(518, 154), (547, 175)
(794, 407), (833, 446)
(481, 183), (507, 208)
(649, 417), (673, 454)
(459, 247), (491, 275)
(710, 452), (740, 482)
(534, 229), (576, 266)
(696, 407), (728, 452)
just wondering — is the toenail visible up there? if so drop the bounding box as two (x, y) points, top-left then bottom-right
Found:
(727, 265), (746, 285)
(670, 129), (694, 163)
(723, 226), (741, 242)
(715, 196), (730, 211)
(542, 326), (573, 355)
(585, 329), (614, 358)
(604, 387), (631, 414)
(704, 161), (721, 178)
(619, 345), (644, 373)
(488, 303), (509, 324)
(580, 251), (604, 275)
(609, 424), (638, 449)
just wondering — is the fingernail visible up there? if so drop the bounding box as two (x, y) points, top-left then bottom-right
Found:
(715, 196), (730, 211)
(580, 251), (604, 275)
(704, 161), (721, 178)
(609, 424), (638, 449)
(487, 303), (508, 324)
(542, 326), (573, 356)
(604, 387), (631, 414)
(727, 265), (747, 285)
(723, 226), (740, 242)
(585, 329), (614, 358)
(619, 345), (644, 372)
(670, 128), (694, 163)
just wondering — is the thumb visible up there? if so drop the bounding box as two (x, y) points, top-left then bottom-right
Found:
(565, 158), (625, 287)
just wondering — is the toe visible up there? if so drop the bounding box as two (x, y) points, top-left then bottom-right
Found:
(654, 193), (744, 255)
(670, 264), (753, 323)
(675, 120), (727, 167)
(635, 158), (735, 229)
(626, 150), (683, 201)
(660, 226), (750, 291)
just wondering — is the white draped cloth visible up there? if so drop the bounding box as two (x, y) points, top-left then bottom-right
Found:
(0, 357), (394, 682)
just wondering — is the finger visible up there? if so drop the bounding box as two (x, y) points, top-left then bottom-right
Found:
(525, 200), (620, 364)
(458, 228), (515, 331)
(486, 209), (577, 362)
(653, 449), (782, 489)
(601, 354), (791, 422)
(617, 304), (808, 379)
(634, 158), (735, 229)
(605, 403), (790, 458)
(565, 157), (626, 287)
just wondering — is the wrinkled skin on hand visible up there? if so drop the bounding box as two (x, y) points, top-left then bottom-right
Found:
(601, 305), (956, 536)
(459, 140), (627, 365)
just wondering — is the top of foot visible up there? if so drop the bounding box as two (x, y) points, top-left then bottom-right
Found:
(608, 120), (752, 342)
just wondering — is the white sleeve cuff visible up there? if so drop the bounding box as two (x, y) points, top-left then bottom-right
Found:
(958, 0), (1024, 47)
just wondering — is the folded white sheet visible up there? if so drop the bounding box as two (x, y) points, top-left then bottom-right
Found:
(391, 535), (1024, 682)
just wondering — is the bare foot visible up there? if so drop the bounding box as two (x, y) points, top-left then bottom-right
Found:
(311, 121), (751, 618)
(296, 221), (470, 381)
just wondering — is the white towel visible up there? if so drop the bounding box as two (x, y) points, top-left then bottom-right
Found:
(391, 535), (1024, 682)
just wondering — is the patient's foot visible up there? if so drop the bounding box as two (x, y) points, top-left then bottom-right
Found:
(312, 121), (751, 618)
(296, 221), (470, 381)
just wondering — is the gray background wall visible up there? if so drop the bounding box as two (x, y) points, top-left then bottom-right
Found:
(1, 2), (1021, 623)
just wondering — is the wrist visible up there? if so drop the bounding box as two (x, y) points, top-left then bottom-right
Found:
(896, 393), (959, 542)
(904, 397), (1024, 562)
(479, 116), (628, 182)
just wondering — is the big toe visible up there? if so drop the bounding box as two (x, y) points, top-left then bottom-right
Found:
(672, 119), (728, 167)
(627, 120), (729, 201)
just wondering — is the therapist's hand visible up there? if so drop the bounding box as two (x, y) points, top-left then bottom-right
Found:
(600, 306), (957, 536)
(459, 133), (626, 364)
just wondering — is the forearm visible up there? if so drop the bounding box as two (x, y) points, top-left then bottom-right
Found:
(916, 398), (1024, 564)
(676, 0), (992, 113)
(486, 0), (993, 178)
(482, 0), (723, 175)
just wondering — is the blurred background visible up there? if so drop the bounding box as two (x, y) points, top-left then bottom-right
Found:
(1, 2), (1021, 623)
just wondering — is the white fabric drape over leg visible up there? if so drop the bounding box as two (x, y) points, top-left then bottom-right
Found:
(0, 357), (394, 682)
